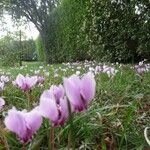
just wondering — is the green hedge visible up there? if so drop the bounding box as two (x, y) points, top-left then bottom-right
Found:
(35, 36), (46, 62)
(38, 0), (150, 63)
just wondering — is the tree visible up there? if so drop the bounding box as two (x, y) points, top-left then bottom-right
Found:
(0, 0), (61, 63)
(82, 0), (150, 62)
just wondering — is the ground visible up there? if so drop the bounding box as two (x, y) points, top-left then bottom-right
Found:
(0, 61), (150, 149)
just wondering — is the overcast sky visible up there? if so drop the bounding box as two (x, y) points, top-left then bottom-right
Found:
(0, 14), (39, 40)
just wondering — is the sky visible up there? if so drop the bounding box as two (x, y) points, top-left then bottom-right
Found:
(0, 14), (39, 40)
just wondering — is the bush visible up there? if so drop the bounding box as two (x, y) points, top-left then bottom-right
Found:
(0, 35), (37, 66)
(41, 0), (149, 63)
(35, 36), (46, 62)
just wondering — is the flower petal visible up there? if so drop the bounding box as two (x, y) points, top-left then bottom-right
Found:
(49, 85), (65, 104)
(15, 74), (25, 88)
(25, 108), (42, 134)
(80, 72), (96, 102)
(58, 97), (69, 125)
(0, 97), (5, 109)
(63, 75), (82, 108)
(39, 91), (59, 124)
(4, 108), (27, 140)
(26, 76), (37, 89)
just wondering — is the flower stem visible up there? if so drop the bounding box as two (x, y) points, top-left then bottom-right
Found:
(50, 126), (55, 150)
(0, 126), (9, 150)
(67, 100), (75, 150)
(22, 143), (26, 150)
(25, 91), (31, 109)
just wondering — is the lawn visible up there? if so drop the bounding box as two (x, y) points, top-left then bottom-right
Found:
(0, 61), (149, 150)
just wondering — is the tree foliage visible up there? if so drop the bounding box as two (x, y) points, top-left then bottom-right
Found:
(82, 0), (150, 62)
(0, 0), (61, 63)
(0, 35), (36, 66)
(44, 0), (150, 63)
(35, 35), (46, 61)
(1, 0), (150, 63)
(55, 0), (87, 62)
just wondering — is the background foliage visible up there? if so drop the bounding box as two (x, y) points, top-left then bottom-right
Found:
(0, 35), (36, 66)
(0, 0), (149, 64)
(35, 36), (46, 62)
(43, 0), (149, 63)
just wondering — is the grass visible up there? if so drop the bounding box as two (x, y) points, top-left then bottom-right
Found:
(0, 61), (149, 150)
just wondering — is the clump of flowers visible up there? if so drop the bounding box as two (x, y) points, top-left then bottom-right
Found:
(37, 76), (45, 86)
(13, 74), (38, 91)
(63, 72), (96, 112)
(95, 65), (118, 78)
(4, 107), (42, 143)
(134, 60), (149, 76)
(95, 66), (103, 74)
(3, 72), (96, 149)
(0, 75), (9, 83)
(39, 85), (69, 126)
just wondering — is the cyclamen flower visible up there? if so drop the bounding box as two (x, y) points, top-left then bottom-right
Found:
(136, 67), (146, 75)
(39, 85), (69, 126)
(13, 74), (37, 91)
(0, 75), (9, 83)
(0, 82), (5, 91)
(4, 107), (42, 143)
(49, 85), (65, 104)
(0, 97), (5, 110)
(95, 66), (103, 74)
(139, 61), (144, 66)
(89, 67), (95, 73)
(103, 66), (118, 78)
(63, 72), (96, 112)
(37, 76), (45, 85)
(134, 64), (147, 76)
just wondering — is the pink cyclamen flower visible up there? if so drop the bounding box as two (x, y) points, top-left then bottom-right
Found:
(0, 75), (9, 83)
(63, 72), (96, 112)
(95, 66), (103, 74)
(37, 76), (45, 85)
(4, 107), (42, 143)
(0, 82), (5, 91)
(0, 97), (5, 110)
(49, 85), (65, 104)
(135, 65), (146, 76)
(103, 66), (118, 78)
(13, 74), (37, 91)
(39, 85), (69, 126)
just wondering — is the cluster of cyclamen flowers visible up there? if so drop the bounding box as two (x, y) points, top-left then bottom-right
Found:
(1, 72), (96, 143)
(12, 74), (45, 91)
(134, 60), (150, 76)
(95, 65), (118, 78)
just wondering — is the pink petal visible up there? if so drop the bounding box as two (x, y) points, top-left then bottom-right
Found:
(63, 75), (82, 108)
(15, 74), (25, 88)
(39, 91), (59, 124)
(80, 72), (96, 102)
(59, 97), (69, 125)
(25, 108), (42, 134)
(0, 82), (5, 91)
(4, 108), (27, 140)
(49, 85), (65, 104)
(26, 76), (37, 89)
(0, 97), (5, 109)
